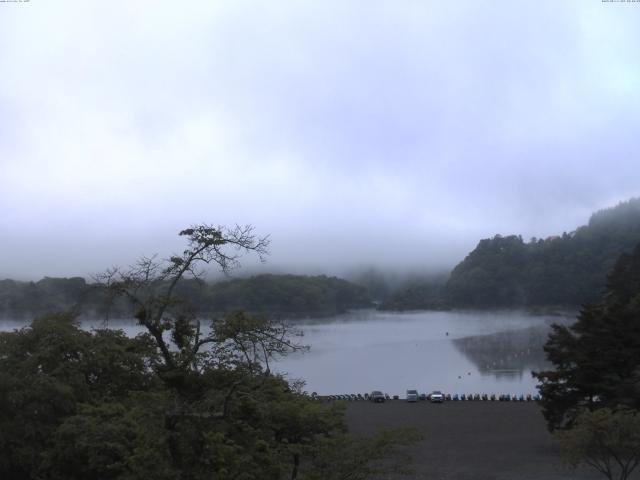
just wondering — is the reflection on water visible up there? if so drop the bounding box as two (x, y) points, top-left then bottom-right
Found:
(452, 326), (552, 379)
(274, 310), (574, 395)
(0, 310), (575, 396)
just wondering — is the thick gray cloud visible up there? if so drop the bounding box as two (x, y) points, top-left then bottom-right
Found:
(1, 0), (639, 279)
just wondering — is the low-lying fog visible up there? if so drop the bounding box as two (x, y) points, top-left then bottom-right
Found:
(0, 309), (572, 396)
(275, 310), (567, 396)
(2, 3), (640, 282)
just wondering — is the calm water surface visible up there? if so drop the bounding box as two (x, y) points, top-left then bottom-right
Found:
(274, 309), (572, 396)
(0, 310), (573, 397)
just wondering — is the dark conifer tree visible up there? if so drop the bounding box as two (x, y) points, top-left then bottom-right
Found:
(534, 242), (640, 431)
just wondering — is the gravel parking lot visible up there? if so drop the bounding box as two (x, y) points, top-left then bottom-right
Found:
(346, 401), (606, 480)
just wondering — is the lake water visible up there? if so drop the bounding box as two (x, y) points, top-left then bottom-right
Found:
(274, 309), (572, 396)
(0, 309), (574, 397)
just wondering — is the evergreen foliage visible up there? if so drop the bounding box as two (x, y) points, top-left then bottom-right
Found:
(447, 198), (640, 308)
(0, 274), (372, 321)
(0, 312), (360, 479)
(555, 408), (640, 480)
(0, 223), (417, 479)
(377, 279), (447, 311)
(206, 274), (372, 318)
(534, 242), (640, 431)
(381, 198), (640, 310)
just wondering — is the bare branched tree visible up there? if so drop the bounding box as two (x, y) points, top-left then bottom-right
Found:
(95, 224), (276, 374)
(210, 310), (308, 375)
(94, 223), (310, 439)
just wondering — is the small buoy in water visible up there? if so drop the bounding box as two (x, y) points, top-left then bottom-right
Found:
(458, 375), (461, 379)
(467, 372), (471, 375)
(446, 332), (449, 336)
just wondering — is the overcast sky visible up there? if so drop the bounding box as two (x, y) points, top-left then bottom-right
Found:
(1, 0), (639, 280)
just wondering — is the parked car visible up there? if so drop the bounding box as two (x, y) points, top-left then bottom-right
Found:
(406, 389), (419, 402)
(370, 391), (386, 403)
(430, 390), (444, 403)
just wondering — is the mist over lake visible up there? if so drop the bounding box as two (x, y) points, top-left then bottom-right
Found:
(0, 309), (569, 396)
(275, 310), (568, 396)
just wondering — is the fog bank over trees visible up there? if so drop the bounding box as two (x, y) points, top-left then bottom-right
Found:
(2, 2), (640, 280)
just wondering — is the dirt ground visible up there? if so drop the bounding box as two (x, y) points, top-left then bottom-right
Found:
(345, 400), (610, 480)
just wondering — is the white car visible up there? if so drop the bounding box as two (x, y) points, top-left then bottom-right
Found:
(406, 389), (419, 402)
(430, 390), (444, 403)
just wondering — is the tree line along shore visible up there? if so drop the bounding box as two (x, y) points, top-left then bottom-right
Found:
(3, 197), (640, 320)
(1, 216), (639, 479)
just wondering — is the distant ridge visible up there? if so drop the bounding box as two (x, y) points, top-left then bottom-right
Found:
(383, 198), (640, 310)
(5, 199), (639, 317)
(0, 274), (372, 321)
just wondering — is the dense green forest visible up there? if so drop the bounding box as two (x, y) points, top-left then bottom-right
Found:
(0, 277), (92, 320)
(0, 312), (414, 479)
(383, 198), (640, 310)
(0, 225), (418, 479)
(4, 198), (639, 316)
(203, 274), (371, 317)
(376, 276), (448, 311)
(533, 242), (640, 479)
(535, 240), (640, 430)
(0, 274), (372, 321)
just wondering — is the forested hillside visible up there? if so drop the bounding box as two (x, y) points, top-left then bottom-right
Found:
(534, 240), (640, 430)
(205, 274), (371, 317)
(0, 277), (99, 320)
(5, 199), (639, 316)
(446, 198), (640, 308)
(377, 277), (447, 311)
(0, 274), (372, 320)
(381, 198), (640, 310)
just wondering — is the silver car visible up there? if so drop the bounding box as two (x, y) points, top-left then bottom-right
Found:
(406, 389), (419, 402)
(430, 390), (444, 403)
